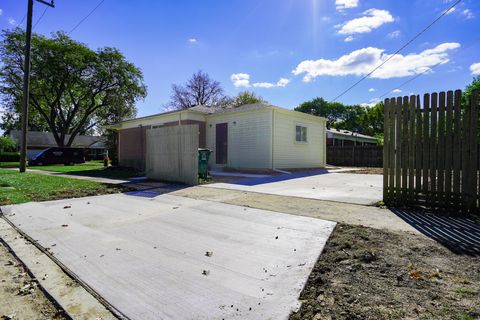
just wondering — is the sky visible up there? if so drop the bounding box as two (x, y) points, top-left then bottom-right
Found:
(0, 0), (479, 119)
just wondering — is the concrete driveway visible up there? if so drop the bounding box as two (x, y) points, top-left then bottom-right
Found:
(2, 193), (335, 320)
(207, 172), (383, 205)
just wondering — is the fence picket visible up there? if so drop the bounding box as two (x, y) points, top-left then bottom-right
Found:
(445, 91), (453, 208)
(395, 97), (402, 203)
(430, 93), (438, 207)
(468, 91), (478, 212)
(389, 98), (396, 201)
(415, 95), (422, 199)
(422, 94), (430, 204)
(438, 92), (446, 208)
(453, 90), (462, 208)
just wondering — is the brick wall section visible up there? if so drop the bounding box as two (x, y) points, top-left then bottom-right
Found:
(118, 126), (150, 170)
(118, 121), (206, 170)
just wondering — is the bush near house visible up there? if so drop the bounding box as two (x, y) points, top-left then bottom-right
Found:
(0, 152), (20, 162)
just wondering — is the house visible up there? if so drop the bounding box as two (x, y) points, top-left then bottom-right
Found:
(9, 130), (106, 160)
(326, 128), (377, 146)
(110, 104), (327, 171)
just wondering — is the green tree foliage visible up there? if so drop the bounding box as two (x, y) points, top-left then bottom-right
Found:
(0, 136), (17, 152)
(0, 29), (147, 146)
(463, 76), (480, 106)
(228, 91), (267, 108)
(294, 98), (346, 128)
(295, 97), (384, 137)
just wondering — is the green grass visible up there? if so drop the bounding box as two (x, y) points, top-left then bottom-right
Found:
(0, 162), (21, 168)
(32, 162), (104, 173)
(0, 161), (142, 179)
(0, 169), (128, 205)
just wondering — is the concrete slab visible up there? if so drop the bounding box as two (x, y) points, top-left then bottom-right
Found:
(0, 218), (116, 320)
(1, 194), (335, 320)
(205, 172), (383, 205)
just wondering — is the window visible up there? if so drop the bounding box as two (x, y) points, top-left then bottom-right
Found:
(295, 125), (307, 142)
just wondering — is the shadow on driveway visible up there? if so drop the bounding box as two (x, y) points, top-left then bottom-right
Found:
(229, 169), (330, 186)
(122, 180), (188, 198)
(391, 208), (480, 256)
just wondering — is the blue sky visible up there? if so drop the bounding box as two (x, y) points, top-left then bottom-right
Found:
(0, 0), (479, 118)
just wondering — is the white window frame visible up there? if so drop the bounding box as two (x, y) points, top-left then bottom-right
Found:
(295, 125), (308, 143)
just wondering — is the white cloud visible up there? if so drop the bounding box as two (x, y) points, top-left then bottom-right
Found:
(344, 36), (354, 42)
(361, 98), (380, 107)
(444, 6), (456, 15)
(253, 78), (290, 89)
(188, 38), (197, 43)
(230, 73), (251, 88)
(231, 74), (290, 89)
(368, 88), (375, 92)
(8, 18), (16, 26)
(388, 30), (401, 38)
(392, 89), (402, 93)
(292, 42), (460, 81)
(461, 9), (475, 19)
(0, 9), (3, 16)
(336, 0), (359, 11)
(470, 62), (480, 76)
(338, 9), (394, 35)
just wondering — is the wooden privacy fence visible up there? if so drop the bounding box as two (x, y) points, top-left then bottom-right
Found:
(146, 124), (199, 185)
(327, 145), (383, 167)
(383, 90), (479, 214)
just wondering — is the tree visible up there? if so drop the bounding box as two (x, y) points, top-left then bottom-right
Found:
(294, 98), (347, 128)
(0, 136), (16, 152)
(228, 91), (267, 108)
(0, 29), (147, 146)
(168, 70), (226, 110)
(463, 76), (480, 107)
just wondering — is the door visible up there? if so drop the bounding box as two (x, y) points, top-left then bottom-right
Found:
(216, 123), (228, 164)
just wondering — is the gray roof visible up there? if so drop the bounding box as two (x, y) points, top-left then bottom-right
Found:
(9, 130), (106, 149)
(327, 128), (376, 140)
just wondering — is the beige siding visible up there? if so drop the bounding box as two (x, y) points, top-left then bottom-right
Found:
(273, 109), (326, 169)
(206, 110), (272, 169)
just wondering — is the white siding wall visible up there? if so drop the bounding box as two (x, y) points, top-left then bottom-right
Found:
(273, 110), (326, 169)
(206, 110), (272, 169)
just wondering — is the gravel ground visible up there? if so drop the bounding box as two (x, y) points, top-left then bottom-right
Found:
(290, 224), (480, 320)
(0, 241), (67, 320)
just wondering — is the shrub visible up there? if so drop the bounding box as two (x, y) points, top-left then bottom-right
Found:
(0, 151), (20, 162)
(0, 136), (17, 152)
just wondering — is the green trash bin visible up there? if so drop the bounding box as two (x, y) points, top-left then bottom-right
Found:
(198, 148), (212, 179)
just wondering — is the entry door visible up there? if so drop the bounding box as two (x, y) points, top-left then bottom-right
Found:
(216, 123), (228, 164)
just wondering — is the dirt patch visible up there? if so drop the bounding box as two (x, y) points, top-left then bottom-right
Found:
(343, 167), (384, 175)
(0, 242), (67, 319)
(290, 224), (480, 320)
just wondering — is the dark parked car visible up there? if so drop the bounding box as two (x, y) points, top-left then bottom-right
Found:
(29, 147), (85, 166)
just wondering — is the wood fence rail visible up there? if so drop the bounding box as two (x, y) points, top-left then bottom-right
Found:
(327, 146), (383, 167)
(383, 90), (479, 214)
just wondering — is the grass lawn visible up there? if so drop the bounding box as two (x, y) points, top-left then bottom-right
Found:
(0, 169), (129, 205)
(0, 162), (20, 168)
(0, 161), (142, 179)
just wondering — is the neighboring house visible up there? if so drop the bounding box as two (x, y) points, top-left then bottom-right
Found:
(326, 128), (377, 146)
(110, 104), (327, 171)
(9, 130), (106, 160)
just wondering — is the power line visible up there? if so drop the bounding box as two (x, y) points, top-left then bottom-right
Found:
(377, 37), (480, 100)
(17, 14), (27, 28)
(33, 6), (48, 29)
(68, 0), (106, 35)
(329, 0), (462, 103)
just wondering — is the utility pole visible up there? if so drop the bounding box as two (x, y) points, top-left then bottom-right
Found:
(19, 0), (54, 173)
